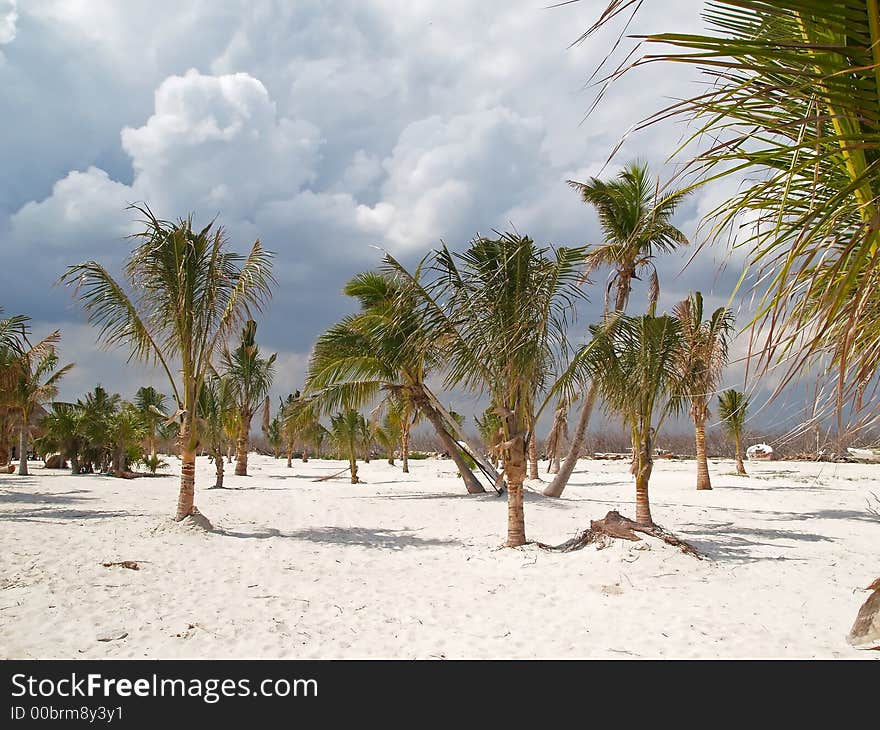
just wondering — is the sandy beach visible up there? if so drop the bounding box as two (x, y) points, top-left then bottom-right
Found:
(1, 454), (877, 659)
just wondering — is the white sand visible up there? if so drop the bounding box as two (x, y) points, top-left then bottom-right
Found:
(1, 454), (877, 659)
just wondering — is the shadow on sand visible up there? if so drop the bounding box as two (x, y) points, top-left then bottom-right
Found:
(219, 525), (461, 549)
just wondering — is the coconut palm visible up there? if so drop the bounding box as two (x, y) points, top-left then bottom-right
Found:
(198, 374), (235, 488)
(389, 232), (586, 546)
(305, 270), (489, 493)
(0, 310), (29, 468)
(330, 409), (365, 484)
(581, 0), (880, 423)
(474, 406), (503, 467)
(718, 389), (750, 476)
(545, 162), (690, 497)
(134, 386), (167, 459)
(6, 332), (73, 475)
(544, 401), (571, 474)
(586, 312), (685, 526)
(78, 385), (121, 473)
(61, 204), (274, 521)
(222, 320), (276, 476)
(675, 292), (734, 490)
(108, 402), (148, 477)
(266, 414), (284, 458)
(372, 404), (403, 466)
(37, 402), (86, 475)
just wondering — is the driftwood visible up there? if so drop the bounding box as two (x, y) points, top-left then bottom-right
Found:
(848, 577), (880, 650)
(102, 561), (140, 571)
(538, 510), (701, 559)
(313, 467), (354, 483)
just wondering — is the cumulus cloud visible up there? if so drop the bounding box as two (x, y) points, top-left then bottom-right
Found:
(0, 0), (16, 45)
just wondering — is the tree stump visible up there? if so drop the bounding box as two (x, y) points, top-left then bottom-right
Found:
(848, 577), (880, 650)
(538, 510), (701, 559)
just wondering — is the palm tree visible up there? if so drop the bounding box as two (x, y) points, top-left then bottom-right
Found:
(581, 1), (880, 425)
(675, 292), (734, 490)
(545, 162), (690, 497)
(222, 320), (277, 476)
(61, 204), (274, 521)
(474, 406), (503, 467)
(78, 385), (121, 473)
(0, 310), (29, 468)
(390, 233), (586, 546)
(6, 332), (73, 475)
(330, 409), (365, 484)
(718, 389), (749, 476)
(266, 414), (283, 458)
(108, 402), (148, 477)
(372, 405), (402, 466)
(198, 374), (235, 488)
(305, 270), (489, 494)
(544, 401), (571, 474)
(37, 402), (86, 475)
(134, 386), (167, 459)
(585, 312), (685, 526)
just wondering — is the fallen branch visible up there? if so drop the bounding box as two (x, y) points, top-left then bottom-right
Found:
(102, 561), (140, 571)
(536, 510), (701, 559)
(313, 467), (353, 482)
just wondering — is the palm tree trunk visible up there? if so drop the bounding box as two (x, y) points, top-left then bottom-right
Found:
(734, 432), (747, 475)
(413, 391), (484, 493)
(635, 432), (654, 527)
(401, 419), (410, 473)
(17, 413), (28, 476)
(302, 449), (309, 463)
(695, 418), (711, 490)
(528, 426), (539, 480)
(235, 411), (251, 476)
(176, 417), (197, 520)
(226, 444), (233, 463)
(214, 448), (225, 488)
(149, 434), (156, 460)
(286, 445), (293, 468)
(543, 386), (596, 497)
(505, 435), (527, 547)
(349, 447), (359, 484)
(70, 454), (80, 476)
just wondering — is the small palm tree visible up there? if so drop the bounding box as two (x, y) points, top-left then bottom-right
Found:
(546, 162), (690, 497)
(134, 386), (167, 459)
(78, 385), (122, 473)
(675, 292), (734, 490)
(266, 414), (283, 458)
(544, 401), (571, 474)
(586, 313), (685, 526)
(474, 407), (503, 467)
(718, 389), (749, 476)
(61, 204), (275, 520)
(330, 409), (365, 484)
(372, 405), (402, 466)
(0, 310), (29, 468)
(6, 332), (74, 475)
(37, 402), (86, 475)
(222, 320), (277, 476)
(198, 374), (235, 488)
(108, 402), (148, 477)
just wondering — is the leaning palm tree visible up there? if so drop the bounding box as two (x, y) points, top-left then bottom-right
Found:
(305, 270), (489, 494)
(388, 233), (586, 546)
(675, 292), (734, 490)
(586, 312), (685, 526)
(718, 389), (750, 476)
(134, 386), (167, 459)
(545, 162), (690, 497)
(222, 320), (276, 476)
(61, 204), (274, 521)
(330, 409), (365, 484)
(581, 0), (880, 427)
(7, 336), (74, 476)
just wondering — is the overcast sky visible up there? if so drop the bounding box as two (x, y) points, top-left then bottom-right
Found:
(0, 0), (821, 435)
